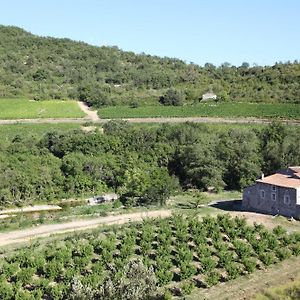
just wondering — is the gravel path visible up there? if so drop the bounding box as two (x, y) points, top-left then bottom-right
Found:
(77, 101), (100, 121)
(0, 210), (171, 247)
(0, 115), (299, 126)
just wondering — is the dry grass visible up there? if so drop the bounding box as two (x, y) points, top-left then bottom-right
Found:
(187, 256), (300, 300)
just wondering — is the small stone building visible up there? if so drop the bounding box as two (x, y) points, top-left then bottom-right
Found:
(202, 92), (217, 101)
(242, 167), (300, 218)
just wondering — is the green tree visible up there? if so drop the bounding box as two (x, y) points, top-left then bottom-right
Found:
(159, 89), (184, 106)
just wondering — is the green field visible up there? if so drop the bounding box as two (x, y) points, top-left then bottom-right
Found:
(0, 123), (81, 140)
(0, 214), (299, 299)
(99, 102), (300, 119)
(0, 99), (85, 119)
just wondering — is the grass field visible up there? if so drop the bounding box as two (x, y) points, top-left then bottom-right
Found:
(253, 277), (300, 300)
(0, 99), (85, 119)
(188, 256), (300, 300)
(99, 102), (300, 119)
(0, 123), (81, 140)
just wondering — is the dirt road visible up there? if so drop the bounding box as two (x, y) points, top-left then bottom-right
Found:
(0, 210), (171, 247)
(0, 116), (299, 126)
(77, 101), (100, 122)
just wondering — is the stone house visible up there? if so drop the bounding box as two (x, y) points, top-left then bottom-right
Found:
(242, 167), (300, 218)
(201, 92), (217, 101)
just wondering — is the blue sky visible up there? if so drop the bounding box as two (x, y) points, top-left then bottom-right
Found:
(1, 0), (299, 66)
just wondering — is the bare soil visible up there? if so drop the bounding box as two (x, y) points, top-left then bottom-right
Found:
(77, 101), (100, 121)
(0, 209), (171, 247)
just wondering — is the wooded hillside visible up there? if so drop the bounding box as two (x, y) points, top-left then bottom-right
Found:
(0, 25), (299, 106)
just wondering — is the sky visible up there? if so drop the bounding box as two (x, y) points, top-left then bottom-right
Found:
(1, 0), (299, 66)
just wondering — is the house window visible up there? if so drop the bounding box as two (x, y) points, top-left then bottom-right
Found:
(272, 185), (277, 192)
(284, 195), (291, 206)
(271, 193), (276, 201)
(260, 190), (265, 199)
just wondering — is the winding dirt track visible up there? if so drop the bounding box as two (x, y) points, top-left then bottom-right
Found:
(0, 210), (171, 247)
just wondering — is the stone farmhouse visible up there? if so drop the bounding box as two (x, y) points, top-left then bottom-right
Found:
(242, 167), (300, 218)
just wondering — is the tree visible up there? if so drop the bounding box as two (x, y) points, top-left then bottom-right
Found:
(159, 89), (184, 106)
(217, 129), (261, 190)
(260, 122), (287, 174)
(97, 259), (157, 300)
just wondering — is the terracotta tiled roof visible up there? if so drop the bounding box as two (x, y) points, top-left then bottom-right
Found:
(256, 173), (300, 189)
(289, 166), (300, 173)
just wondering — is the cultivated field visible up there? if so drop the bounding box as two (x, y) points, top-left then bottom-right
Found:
(0, 99), (85, 119)
(0, 123), (81, 140)
(0, 214), (299, 299)
(99, 102), (300, 119)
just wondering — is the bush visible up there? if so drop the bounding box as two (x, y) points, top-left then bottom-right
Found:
(259, 252), (276, 266)
(0, 280), (14, 300)
(242, 257), (256, 273)
(225, 262), (241, 280)
(180, 280), (195, 295)
(98, 259), (157, 300)
(159, 89), (184, 106)
(113, 200), (122, 209)
(200, 257), (216, 274)
(206, 271), (221, 287)
(179, 262), (196, 280)
(276, 247), (292, 261)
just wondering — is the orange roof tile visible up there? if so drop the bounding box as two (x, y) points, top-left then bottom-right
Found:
(256, 173), (300, 189)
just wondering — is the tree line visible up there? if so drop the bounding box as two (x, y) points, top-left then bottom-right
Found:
(0, 121), (299, 207)
(0, 25), (299, 106)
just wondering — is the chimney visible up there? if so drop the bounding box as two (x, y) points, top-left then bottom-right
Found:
(261, 173), (264, 180)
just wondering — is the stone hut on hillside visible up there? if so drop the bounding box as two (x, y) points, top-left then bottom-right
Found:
(201, 92), (217, 101)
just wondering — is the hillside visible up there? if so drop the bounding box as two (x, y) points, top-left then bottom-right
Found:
(0, 25), (299, 106)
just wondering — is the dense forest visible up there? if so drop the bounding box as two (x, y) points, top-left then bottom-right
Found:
(0, 122), (299, 207)
(0, 25), (300, 106)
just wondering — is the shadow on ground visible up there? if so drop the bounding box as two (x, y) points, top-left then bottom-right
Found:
(209, 200), (243, 212)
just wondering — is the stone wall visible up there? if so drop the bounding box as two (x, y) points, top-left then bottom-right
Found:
(242, 183), (300, 219)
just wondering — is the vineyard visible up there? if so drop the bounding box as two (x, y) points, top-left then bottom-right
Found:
(0, 214), (299, 299)
(98, 102), (300, 120)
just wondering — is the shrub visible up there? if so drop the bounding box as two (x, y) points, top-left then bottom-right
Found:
(180, 280), (195, 295)
(15, 267), (35, 285)
(206, 271), (221, 287)
(273, 225), (287, 237)
(200, 257), (216, 274)
(113, 200), (122, 209)
(67, 276), (95, 300)
(275, 247), (292, 261)
(155, 268), (173, 286)
(179, 262), (196, 280)
(0, 280), (14, 300)
(218, 250), (234, 268)
(242, 257), (256, 273)
(225, 262), (241, 280)
(159, 89), (184, 106)
(259, 252), (276, 266)
(290, 244), (300, 256)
